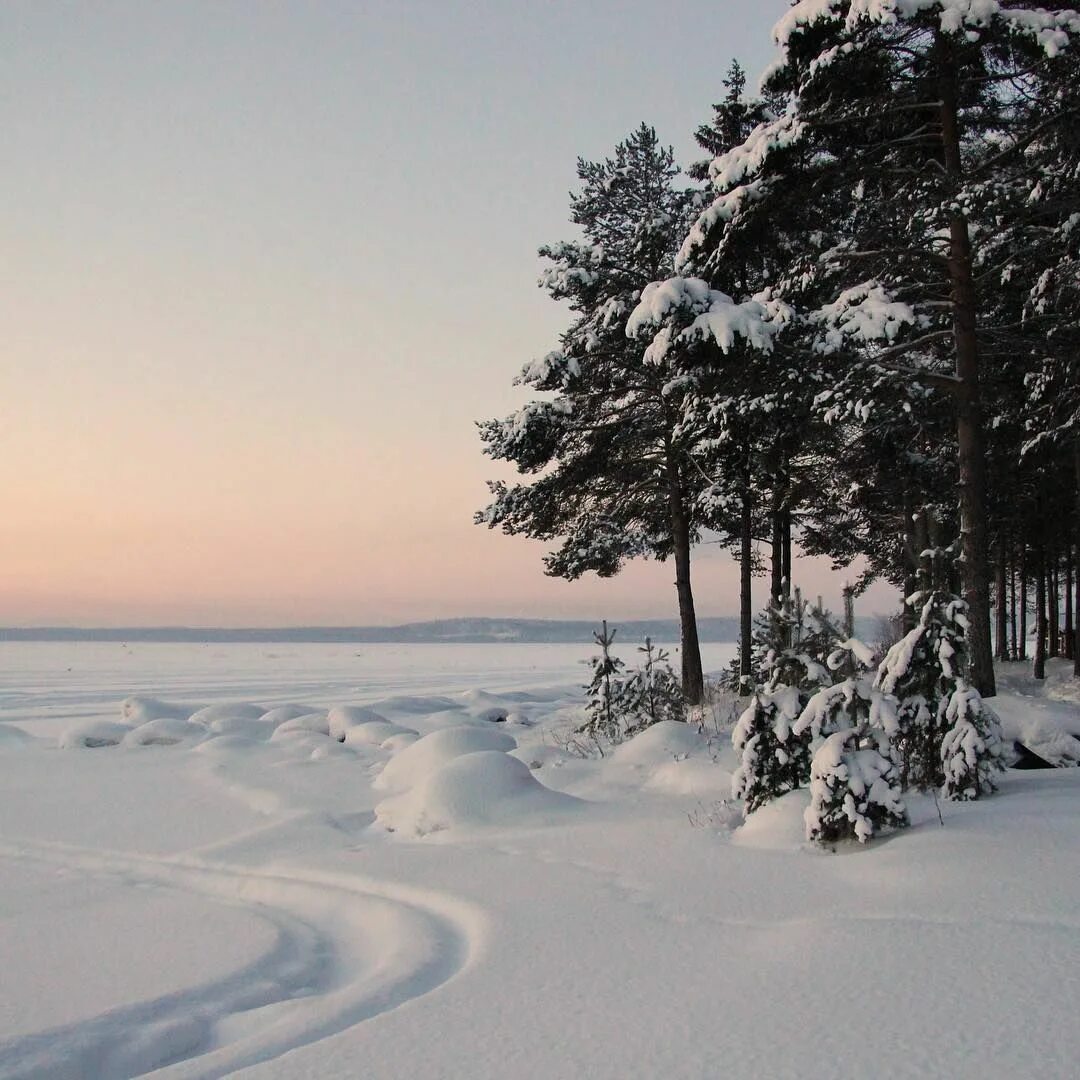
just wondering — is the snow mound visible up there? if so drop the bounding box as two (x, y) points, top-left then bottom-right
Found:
(645, 757), (731, 798)
(382, 731), (420, 753)
(373, 725), (517, 793)
(271, 713), (332, 739)
(327, 705), (388, 741)
(186, 704), (275, 738)
(0, 724), (34, 749)
(59, 720), (134, 749)
(122, 717), (206, 748)
(260, 704), (320, 727)
(371, 695), (464, 716)
(341, 720), (417, 748)
(121, 696), (194, 725)
(732, 789), (811, 851)
(375, 750), (582, 835)
(614, 720), (711, 765)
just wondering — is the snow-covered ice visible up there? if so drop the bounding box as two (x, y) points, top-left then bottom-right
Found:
(2, 641), (1080, 1079)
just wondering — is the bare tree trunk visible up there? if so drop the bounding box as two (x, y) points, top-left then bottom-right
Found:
(666, 455), (704, 706)
(1065, 534), (1074, 663)
(1074, 442), (1080, 677)
(995, 540), (1008, 661)
(902, 488), (919, 631)
(938, 37), (995, 697)
(770, 485), (784, 609)
(1049, 550), (1060, 658)
(740, 465), (754, 693)
(1009, 544), (1018, 661)
(1020, 547), (1028, 663)
(1034, 540), (1047, 681)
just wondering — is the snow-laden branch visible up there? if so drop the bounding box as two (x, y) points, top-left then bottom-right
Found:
(625, 277), (793, 361)
(773, 1), (1080, 61)
(809, 280), (926, 354)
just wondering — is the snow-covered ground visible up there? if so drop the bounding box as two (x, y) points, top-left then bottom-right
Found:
(2, 643), (1079, 1079)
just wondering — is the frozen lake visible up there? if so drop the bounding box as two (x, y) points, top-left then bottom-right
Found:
(0, 640), (738, 737)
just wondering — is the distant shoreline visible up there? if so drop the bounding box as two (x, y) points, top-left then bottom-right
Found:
(0, 615), (877, 645)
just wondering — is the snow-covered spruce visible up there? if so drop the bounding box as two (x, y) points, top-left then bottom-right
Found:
(731, 686), (805, 812)
(793, 641), (908, 844)
(940, 682), (1006, 801)
(804, 726), (908, 845)
(730, 604), (836, 811)
(874, 590), (969, 790)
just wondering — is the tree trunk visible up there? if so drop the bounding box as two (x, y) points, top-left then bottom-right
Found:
(740, 467), (754, 693)
(666, 457), (704, 706)
(1009, 544), (1018, 662)
(1049, 552), (1060, 658)
(1034, 540), (1047, 681)
(1064, 535), (1073, 663)
(902, 488), (918, 631)
(938, 37), (996, 697)
(995, 540), (1008, 662)
(1074, 442), (1080, 677)
(770, 485), (783, 609)
(1019, 547), (1028, 663)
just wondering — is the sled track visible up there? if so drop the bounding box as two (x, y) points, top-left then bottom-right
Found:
(0, 839), (482, 1079)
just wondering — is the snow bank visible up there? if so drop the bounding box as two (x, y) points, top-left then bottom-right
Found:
(373, 726), (517, 793)
(613, 720), (711, 765)
(0, 724), (34, 749)
(732, 789), (810, 851)
(375, 750), (583, 835)
(59, 720), (134, 749)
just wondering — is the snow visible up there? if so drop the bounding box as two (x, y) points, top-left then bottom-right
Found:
(2, 641), (1080, 1078)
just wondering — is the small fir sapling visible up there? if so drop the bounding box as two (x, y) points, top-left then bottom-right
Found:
(940, 683), (1006, 800)
(793, 640), (908, 845)
(621, 637), (685, 733)
(578, 620), (626, 744)
(731, 601), (837, 811)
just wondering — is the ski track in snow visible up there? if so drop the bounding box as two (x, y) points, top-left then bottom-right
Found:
(0, 839), (482, 1080)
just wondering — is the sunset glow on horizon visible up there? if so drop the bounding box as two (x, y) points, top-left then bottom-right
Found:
(3, 0), (900, 627)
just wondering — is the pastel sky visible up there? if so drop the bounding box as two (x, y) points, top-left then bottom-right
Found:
(2, 0), (900, 627)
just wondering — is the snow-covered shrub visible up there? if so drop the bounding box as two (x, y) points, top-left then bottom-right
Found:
(940, 682), (1006, 801)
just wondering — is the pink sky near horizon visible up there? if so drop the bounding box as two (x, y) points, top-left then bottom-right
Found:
(2, 1), (902, 628)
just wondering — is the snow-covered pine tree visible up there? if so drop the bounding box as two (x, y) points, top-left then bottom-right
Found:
(477, 126), (715, 702)
(793, 640), (908, 844)
(620, 637), (685, 733)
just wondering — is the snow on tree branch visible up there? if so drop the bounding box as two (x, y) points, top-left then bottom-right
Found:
(625, 277), (793, 361)
(773, 1), (1080, 61)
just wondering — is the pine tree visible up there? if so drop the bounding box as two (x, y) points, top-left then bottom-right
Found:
(478, 126), (713, 701)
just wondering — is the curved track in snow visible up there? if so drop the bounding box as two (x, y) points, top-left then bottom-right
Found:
(0, 839), (482, 1079)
